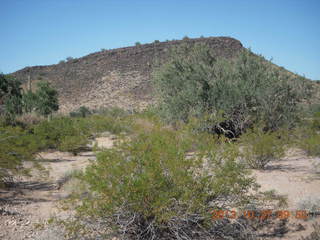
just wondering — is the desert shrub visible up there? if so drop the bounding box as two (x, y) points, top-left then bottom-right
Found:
(1, 75), (60, 121)
(308, 104), (320, 117)
(69, 106), (92, 118)
(92, 106), (129, 118)
(33, 115), (130, 152)
(69, 111), (81, 117)
(87, 114), (130, 135)
(78, 106), (91, 117)
(311, 111), (320, 130)
(66, 56), (74, 62)
(294, 116), (320, 156)
(0, 126), (40, 186)
(58, 135), (89, 155)
(67, 126), (256, 239)
(3, 95), (23, 119)
(239, 128), (285, 169)
(153, 43), (312, 135)
(15, 112), (45, 126)
(0, 74), (23, 120)
(33, 117), (90, 151)
(297, 129), (320, 156)
(22, 90), (38, 113)
(33, 117), (73, 148)
(34, 81), (59, 116)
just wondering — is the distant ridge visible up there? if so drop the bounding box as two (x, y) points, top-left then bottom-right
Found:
(12, 37), (243, 112)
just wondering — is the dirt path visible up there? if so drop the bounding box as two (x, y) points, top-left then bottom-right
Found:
(0, 140), (319, 239)
(0, 136), (115, 240)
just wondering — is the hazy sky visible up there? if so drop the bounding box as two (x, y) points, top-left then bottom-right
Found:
(1, 0), (319, 80)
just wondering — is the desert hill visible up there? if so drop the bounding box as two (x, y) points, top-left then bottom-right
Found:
(11, 37), (319, 112)
(12, 37), (243, 112)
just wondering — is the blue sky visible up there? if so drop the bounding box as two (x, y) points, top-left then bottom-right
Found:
(1, 0), (319, 80)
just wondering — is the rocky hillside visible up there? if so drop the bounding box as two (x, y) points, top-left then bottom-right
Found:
(12, 37), (243, 112)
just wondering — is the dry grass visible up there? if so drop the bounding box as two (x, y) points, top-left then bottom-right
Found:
(16, 112), (45, 125)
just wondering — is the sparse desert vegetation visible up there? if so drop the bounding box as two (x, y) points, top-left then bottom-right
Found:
(1, 40), (319, 240)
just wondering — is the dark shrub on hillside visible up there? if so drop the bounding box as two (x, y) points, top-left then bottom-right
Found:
(69, 106), (92, 118)
(34, 81), (59, 116)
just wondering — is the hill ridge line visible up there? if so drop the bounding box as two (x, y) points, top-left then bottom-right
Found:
(12, 36), (244, 112)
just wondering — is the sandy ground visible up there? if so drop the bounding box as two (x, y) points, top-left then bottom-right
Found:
(0, 136), (114, 240)
(252, 148), (320, 239)
(0, 136), (319, 239)
(253, 148), (320, 210)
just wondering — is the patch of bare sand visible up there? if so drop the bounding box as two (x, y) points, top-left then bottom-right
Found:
(253, 148), (320, 239)
(94, 136), (115, 149)
(0, 136), (116, 240)
(253, 148), (320, 209)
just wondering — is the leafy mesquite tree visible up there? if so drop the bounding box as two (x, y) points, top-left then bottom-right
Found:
(153, 43), (312, 135)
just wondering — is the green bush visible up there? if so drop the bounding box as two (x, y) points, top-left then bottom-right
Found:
(87, 115), (130, 135)
(33, 115), (130, 152)
(22, 90), (38, 113)
(69, 126), (256, 239)
(293, 113), (320, 156)
(0, 74), (23, 120)
(34, 81), (59, 116)
(92, 106), (129, 118)
(15, 112), (45, 127)
(311, 112), (320, 130)
(153, 43), (312, 134)
(33, 117), (90, 151)
(239, 128), (285, 169)
(1, 74), (60, 124)
(69, 106), (92, 118)
(59, 135), (89, 155)
(307, 104), (320, 117)
(0, 126), (40, 186)
(297, 129), (320, 156)
(0, 111), (132, 186)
